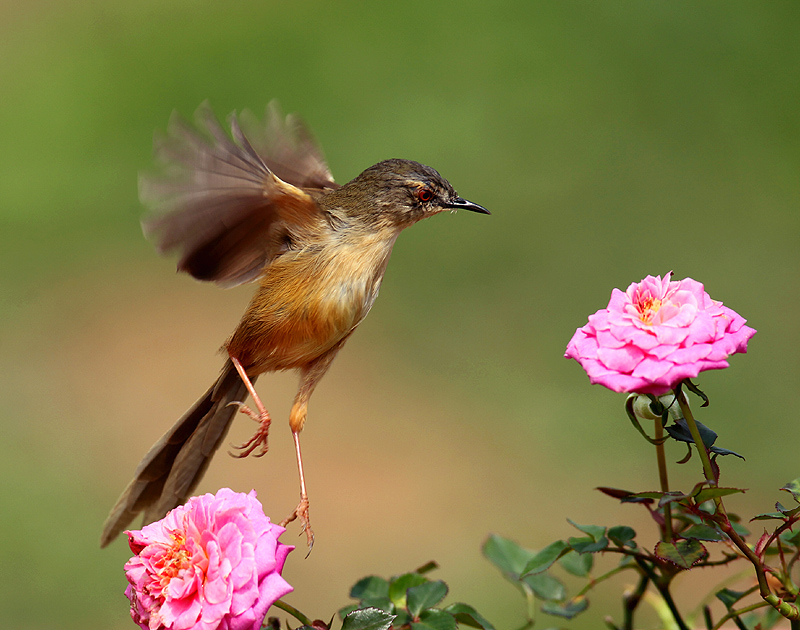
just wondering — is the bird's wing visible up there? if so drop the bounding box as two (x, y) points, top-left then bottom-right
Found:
(237, 101), (338, 191)
(140, 102), (337, 287)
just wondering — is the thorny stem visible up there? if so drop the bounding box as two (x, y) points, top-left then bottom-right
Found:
(272, 599), (313, 627)
(711, 600), (770, 630)
(575, 564), (636, 598)
(674, 385), (800, 621)
(622, 573), (649, 630)
(633, 557), (690, 630)
(654, 417), (674, 541)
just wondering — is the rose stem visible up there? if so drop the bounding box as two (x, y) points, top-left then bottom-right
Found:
(654, 417), (673, 541)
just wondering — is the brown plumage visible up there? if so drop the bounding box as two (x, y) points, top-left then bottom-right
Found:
(100, 102), (489, 549)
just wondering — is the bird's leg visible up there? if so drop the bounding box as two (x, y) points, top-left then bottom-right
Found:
(280, 347), (342, 552)
(228, 356), (272, 458)
(280, 426), (312, 552)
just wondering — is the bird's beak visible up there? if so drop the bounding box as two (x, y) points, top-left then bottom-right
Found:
(443, 196), (490, 215)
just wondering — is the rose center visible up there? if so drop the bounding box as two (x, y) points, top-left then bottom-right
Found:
(156, 533), (192, 588)
(635, 296), (663, 325)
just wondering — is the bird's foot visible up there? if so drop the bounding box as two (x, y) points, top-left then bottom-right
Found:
(228, 401), (271, 457)
(280, 495), (314, 554)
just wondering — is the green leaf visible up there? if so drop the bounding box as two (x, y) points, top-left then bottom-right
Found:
(389, 573), (428, 609)
(524, 573), (566, 601)
(359, 598), (395, 614)
(751, 512), (786, 521)
(630, 491), (667, 500)
(482, 534), (536, 580)
(568, 536), (609, 554)
(780, 529), (800, 546)
(715, 588), (749, 610)
(340, 604), (359, 619)
(776, 502), (800, 517)
(443, 603), (496, 630)
(654, 540), (708, 569)
(681, 379), (709, 406)
(394, 611), (412, 626)
(597, 486), (654, 504)
(607, 526), (636, 547)
(351, 576), (391, 600)
(411, 609), (457, 630)
(567, 519), (606, 542)
(559, 550), (593, 577)
(682, 524), (726, 542)
(341, 607), (396, 630)
(664, 418), (745, 459)
(781, 478), (800, 503)
(521, 540), (569, 576)
(541, 596), (589, 619)
(694, 487), (744, 504)
(407, 581), (448, 618)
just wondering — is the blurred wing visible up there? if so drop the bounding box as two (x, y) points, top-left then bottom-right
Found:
(140, 102), (335, 287)
(238, 101), (338, 190)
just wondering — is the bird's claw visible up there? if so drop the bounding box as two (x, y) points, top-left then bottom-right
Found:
(280, 495), (314, 555)
(227, 401), (271, 458)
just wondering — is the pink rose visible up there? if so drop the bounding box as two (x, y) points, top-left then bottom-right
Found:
(565, 273), (756, 395)
(124, 489), (293, 630)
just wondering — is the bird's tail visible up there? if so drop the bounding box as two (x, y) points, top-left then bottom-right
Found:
(100, 359), (251, 547)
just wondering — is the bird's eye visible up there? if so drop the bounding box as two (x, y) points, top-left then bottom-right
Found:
(417, 188), (433, 203)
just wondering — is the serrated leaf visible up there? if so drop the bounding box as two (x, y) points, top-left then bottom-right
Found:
(751, 512), (785, 521)
(665, 419), (716, 446)
(559, 550), (593, 577)
(709, 446), (745, 459)
(341, 607), (396, 630)
(482, 534), (536, 580)
(596, 487), (634, 499)
(654, 540), (708, 569)
(694, 487), (744, 504)
(443, 603), (496, 630)
(389, 573), (428, 609)
(524, 573), (566, 601)
(394, 611), (412, 626)
(776, 503), (800, 517)
(567, 520), (606, 541)
(630, 491), (667, 500)
(715, 588), (749, 610)
(608, 526), (636, 547)
(339, 604), (359, 619)
(541, 596), (589, 619)
(351, 576), (391, 600)
(521, 540), (569, 576)
(781, 478), (800, 503)
(597, 486), (654, 504)
(568, 536), (608, 554)
(780, 529), (800, 546)
(407, 581), (448, 618)
(359, 597), (395, 614)
(411, 609), (457, 630)
(682, 524), (726, 542)
(665, 419), (744, 458)
(659, 491), (690, 507)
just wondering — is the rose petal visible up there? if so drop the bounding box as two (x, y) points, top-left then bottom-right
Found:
(565, 273), (756, 394)
(123, 489), (294, 630)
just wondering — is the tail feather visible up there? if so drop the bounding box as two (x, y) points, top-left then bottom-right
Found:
(100, 360), (251, 547)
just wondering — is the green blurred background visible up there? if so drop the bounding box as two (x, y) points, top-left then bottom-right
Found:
(1, 1), (798, 628)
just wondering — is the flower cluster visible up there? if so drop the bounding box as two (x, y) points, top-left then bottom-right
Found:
(124, 488), (293, 630)
(565, 272), (756, 395)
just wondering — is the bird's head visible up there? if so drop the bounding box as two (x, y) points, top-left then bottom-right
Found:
(328, 159), (489, 230)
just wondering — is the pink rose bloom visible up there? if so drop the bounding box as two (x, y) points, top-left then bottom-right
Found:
(124, 489), (293, 630)
(565, 273), (756, 395)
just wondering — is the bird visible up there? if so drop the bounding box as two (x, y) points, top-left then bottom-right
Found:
(100, 101), (489, 550)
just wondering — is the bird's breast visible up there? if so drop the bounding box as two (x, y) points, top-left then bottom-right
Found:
(227, 231), (398, 372)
